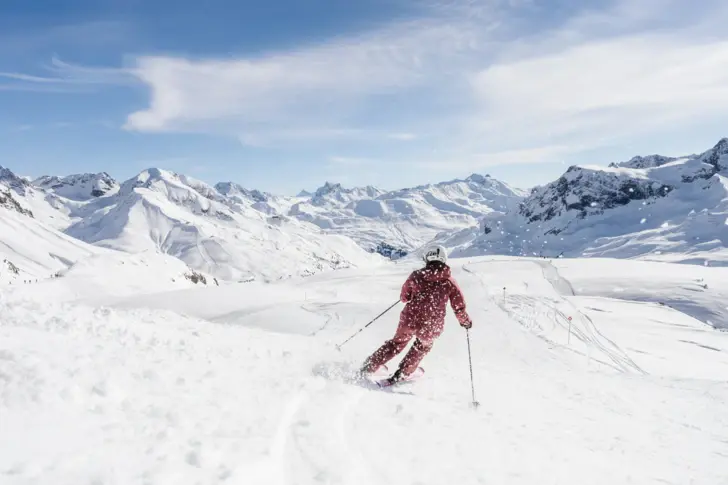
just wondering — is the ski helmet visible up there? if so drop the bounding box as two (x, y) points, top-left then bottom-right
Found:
(423, 245), (448, 264)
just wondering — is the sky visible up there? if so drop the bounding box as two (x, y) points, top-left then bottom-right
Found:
(2, 0), (728, 194)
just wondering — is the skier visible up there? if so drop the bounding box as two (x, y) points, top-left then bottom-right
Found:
(361, 245), (472, 385)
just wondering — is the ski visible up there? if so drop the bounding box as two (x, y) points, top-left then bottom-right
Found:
(375, 366), (425, 388)
(358, 364), (389, 380)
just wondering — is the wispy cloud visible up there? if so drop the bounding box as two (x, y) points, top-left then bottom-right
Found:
(0, 57), (134, 92)
(120, 0), (728, 159)
(464, 3), (728, 152)
(123, 16), (487, 134)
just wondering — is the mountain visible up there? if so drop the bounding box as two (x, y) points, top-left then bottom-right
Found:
(439, 138), (728, 266)
(290, 174), (525, 258)
(0, 175), (98, 284)
(33, 172), (119, 201)
(214, 181), (293, 215)
(63, 168), (380, 282)
(0, 171), (212, 288)
(0, 165), (32, 196)
(2, 163), (527, 276)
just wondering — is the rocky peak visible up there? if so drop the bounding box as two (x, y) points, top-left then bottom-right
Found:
(0, 165), (31, 196)
(34, 172), (118, 199)
(701, 138), (728, 170)
(520, 166), (673, 224)
(215, 182), (268, 203)
(0, 187), (33, 217)
(465, 173), (492, 184)
(609, 155), (676, 169)
(314, 182), (343, 198)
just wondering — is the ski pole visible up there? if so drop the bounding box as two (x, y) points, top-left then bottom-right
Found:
(466, 328), (480, 409)
(336, 300), (400, 351)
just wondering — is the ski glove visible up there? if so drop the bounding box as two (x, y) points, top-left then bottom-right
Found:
(460, 319), (473, 330)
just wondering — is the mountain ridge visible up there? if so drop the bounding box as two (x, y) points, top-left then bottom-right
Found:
(438, 138), (728, 266)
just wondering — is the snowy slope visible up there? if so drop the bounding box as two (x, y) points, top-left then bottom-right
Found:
(0, 181), (101, 284)
(0, 179), (209, 293)
(1, 256), (727, 484)
(290, 174), (525, 256)
(550, 257), (728, 329)
(4, 250), (213, 302)
(64, 168), (382, 282)
(0, 165), (75, 229)
(442, 138), (728, 265)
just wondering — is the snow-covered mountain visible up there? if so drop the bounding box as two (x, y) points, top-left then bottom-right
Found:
(440, 138), (728, 265)
(1, 162), (529, 282)
(0, 173), (208, 289)
(214, 181), (293, 215)
(33, 172), (119, 201)
(1, 166), (384, 284)
(291, 174), (525, 257)
(62, 168), (380, 282)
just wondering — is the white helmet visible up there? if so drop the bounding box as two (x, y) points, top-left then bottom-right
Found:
(423, 245), (448, 264)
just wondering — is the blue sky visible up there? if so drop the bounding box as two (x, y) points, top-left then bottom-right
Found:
(2, 0), (728, 194)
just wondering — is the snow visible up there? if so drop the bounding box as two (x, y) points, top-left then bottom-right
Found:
(2, 255), (727, 484)
(0, 203), (101, 284)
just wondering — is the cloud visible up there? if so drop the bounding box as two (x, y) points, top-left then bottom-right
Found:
(0, 57), (134, 92)
(468, 32), (728, 149)
(122, 0), (728, 159)
(123, 14), (490, 133)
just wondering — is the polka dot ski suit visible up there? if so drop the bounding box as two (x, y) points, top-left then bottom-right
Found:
(362, 261), (472, 377)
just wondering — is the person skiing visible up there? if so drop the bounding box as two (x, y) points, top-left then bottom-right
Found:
(361, 245), (472, 385)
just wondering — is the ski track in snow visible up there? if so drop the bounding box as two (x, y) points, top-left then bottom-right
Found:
(2, 256), (728, 484)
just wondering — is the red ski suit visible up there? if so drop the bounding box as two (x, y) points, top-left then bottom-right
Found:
(363, 262), (471, 376)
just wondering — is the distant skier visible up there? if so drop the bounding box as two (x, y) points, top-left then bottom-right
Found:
(361, 245), (472, 385)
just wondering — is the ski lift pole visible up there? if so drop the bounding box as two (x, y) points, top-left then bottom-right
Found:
(336, 300), (400, 351)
